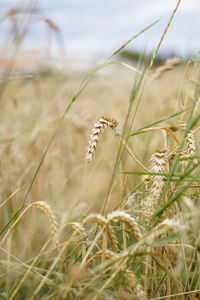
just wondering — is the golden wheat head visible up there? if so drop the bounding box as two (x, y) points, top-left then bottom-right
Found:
(85, 115), (118, 163)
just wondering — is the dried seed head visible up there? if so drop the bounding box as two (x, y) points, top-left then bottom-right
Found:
(166, 56), (182, 66)
(106, 224), (119, 252)
(31, 201), (58, 246)
(125, 192), (138, 210)
(186, 132), (196, 157)
(160, 218), (186, 231)
(121, 268), (147, 300)
(153, 56), (182, 79)
(83, 213), (118, 251)
(83, 213), (107, 226)
(85, 115), (118, 163)
(89, 249), (116, 263)
(167, 124), (179, 132)
(68, 222), (85, 237)
(181, 131), (198, 167)
(148, 217), (186, 243)
(145, 150), (169, 228)
(107, 210), (143, 240)
(149, 149), (168, 197)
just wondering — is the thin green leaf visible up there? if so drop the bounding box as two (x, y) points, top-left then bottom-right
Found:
(129, 108), (189, 136)
(150, 233), (181, 246)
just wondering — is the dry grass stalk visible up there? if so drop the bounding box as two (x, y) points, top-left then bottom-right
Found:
(32, 201), (58, 247)
(153, 56), (182, 79)
(83, 213), (118, 251)
(144, 149), (169, 228)
(107, 210), (143, 241)
(85, 115), (118, 163)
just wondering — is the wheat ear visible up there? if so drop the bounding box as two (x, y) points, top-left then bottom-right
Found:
(185, 131), (197, 165)
(85, 115), (118, 163)
(147, 218), (185, 244)
(68, 222), (87, 259)
(122, 268), (147, 300)
(144, 149), (168, 228)
(68, 222), (85, 236)
(83, 213), (118, 251)
(180, 130), (197, 168)
(153, 56), (181, 79)
(107, 210), (143, 241)
(87, 249), (116, 266)
(32, 201), (58, 246)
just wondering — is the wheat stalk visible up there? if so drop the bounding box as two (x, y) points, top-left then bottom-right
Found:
(85, 115), (118, 163)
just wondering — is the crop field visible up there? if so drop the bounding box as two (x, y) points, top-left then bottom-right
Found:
(0, 1), (200, 299)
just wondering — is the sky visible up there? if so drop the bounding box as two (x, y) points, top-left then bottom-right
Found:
(0, 0), (199, 60)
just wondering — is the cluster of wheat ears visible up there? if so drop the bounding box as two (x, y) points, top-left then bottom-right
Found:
(2, 105), (200, 299)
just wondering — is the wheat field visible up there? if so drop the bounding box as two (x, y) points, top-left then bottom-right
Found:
(0, 1), (200, 299)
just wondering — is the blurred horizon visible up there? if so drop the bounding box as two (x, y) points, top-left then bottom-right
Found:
(0, 0), (199, 64)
